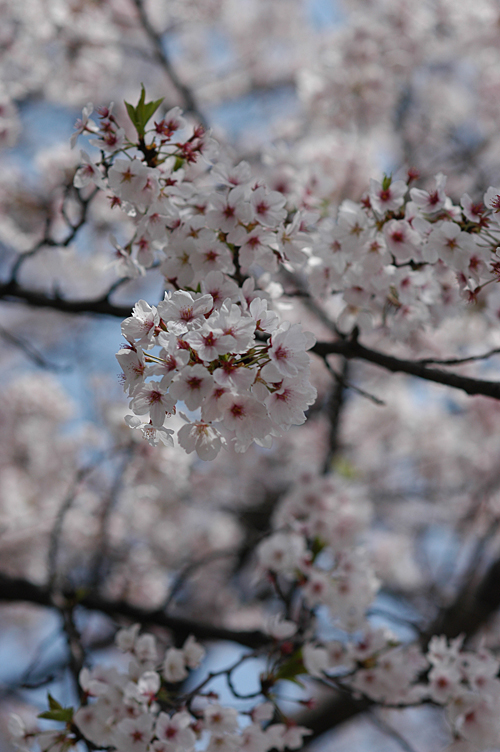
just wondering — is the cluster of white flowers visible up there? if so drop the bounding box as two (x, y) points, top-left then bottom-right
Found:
(71, 102), (318, 458)
(256, 474), (378, 632)
(307, 174), (500, 337)
(117, 293), (316, 458)
(10, 625), (312, 752)
(302, 626), (428, 706)
(426, 636), (500, 750)
(70, 101), (500, 458)
(72, 102), (311, 281)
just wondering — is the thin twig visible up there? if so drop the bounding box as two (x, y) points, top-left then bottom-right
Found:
(162, 548), (238, 611)
(0, 325), (70, 371)
(88, 447), (134, 591)
(323, 356), (385, 406)
(367, 710), (419, 752)
(322, 357), (349, 474)
(416, 347), (500, 366)
(131, 0), (207, 127)
(47, 467), (94, 591)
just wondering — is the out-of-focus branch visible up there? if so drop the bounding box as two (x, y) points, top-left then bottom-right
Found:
(322, 357), (349, 474)
(88, 447), (135, 591)
(312, 338), (500, 400)
(0, 279), (133, 318)
(48, 466), (95, 590)
(299, 548), (500, 745)
(0, 324), (70, 371)
(3, 278), (500, 401)
(0, 574), (270, 650)
(9, 186), (99, 284)
(130, 0), (207, 128)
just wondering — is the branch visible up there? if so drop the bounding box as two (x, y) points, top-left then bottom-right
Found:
(130, 0), (207, 128)
(0, 279), (132, 318)
(312, 339), (500, 400)
(416, 347), (500, 366)
(0, 324), (70, 371)
(3, 279), (500, 401)
(322, 357), (349, 474)
(0, 574), (270, 650)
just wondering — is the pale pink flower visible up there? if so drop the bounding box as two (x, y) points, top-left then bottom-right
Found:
(73, 150), (105, 189)
(129, 382), (176, 427)
(268, 322), (315, 377)
(169, 365), (214, 411)
(250, 186), (287, 228)
(112, 715), (154, 752)
(70, 103), (98, 148)
(155, 712), (195, 751)
(163, 647), (188, 683)
(158, 291), (213, 336)
(182, 636), (206, 668)
(177, 420), (223, 460)
(369, 178), (407, 214)
(204, 704), (238, 734)
(410, 173), (447, 214)
(121, 300), (159, 347)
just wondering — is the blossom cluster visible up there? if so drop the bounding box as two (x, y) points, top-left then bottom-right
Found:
(256, 474), (378, 632)
(117, 292), (316, 459)
(10, 625), (311, 752)
(71, 101), (311, 282)
(307, 174), (500, 338)
(426, 636), (500, 750)
(70, 98), (318, 458)
(72, 100), (500, 462)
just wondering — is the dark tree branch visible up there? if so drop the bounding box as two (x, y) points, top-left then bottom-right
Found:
(9, 187), (99, 284)
(130, 0), (207, 128)
(2, 279), (500, 402)
(0, 574), (270, 650)
(0, 280), (133, 318)
(312, 339), (500, 400)
(0, 324), (70, 371)
(322, 357), (349, 474)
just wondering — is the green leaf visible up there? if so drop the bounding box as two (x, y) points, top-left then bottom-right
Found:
(275, 650), (308, 686)
(125, 100), (140, 131)
(48, 694), (63, 711)
(332, 456), (358, 479)
(124, 84), (164, 137)
(38, 708), (73, 723)
(38, 695), (74, 723)
(381, 174), (392, 191)
(311, 536), (326, 560)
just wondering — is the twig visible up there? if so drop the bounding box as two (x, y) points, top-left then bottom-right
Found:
(322, 357), (349, 474)
(47, 466), (94, 591)
(88, 447), (134, 591)
(9, 186), (98, 284)
(323, 355), (385, 405)
(131, 0), (207, 127)
(162, 549), (238, 611)
(0, 573), (271, 649)
(0, 325), (70, 371)
(367, 710), (419, 752)
(416, 347), (500, 366)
